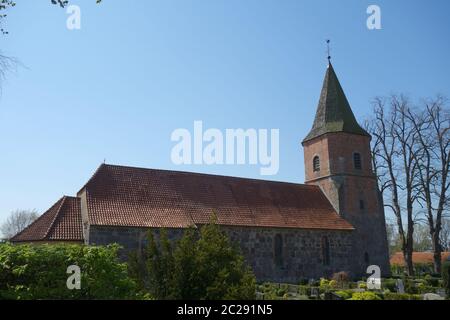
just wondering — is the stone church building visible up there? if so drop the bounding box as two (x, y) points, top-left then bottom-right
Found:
(11, 62), (390, 282)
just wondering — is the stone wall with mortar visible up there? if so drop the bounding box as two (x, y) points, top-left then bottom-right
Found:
(88, 225), (354, 283)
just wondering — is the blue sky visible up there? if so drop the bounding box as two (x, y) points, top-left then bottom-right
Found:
(0, 0), (449, 224)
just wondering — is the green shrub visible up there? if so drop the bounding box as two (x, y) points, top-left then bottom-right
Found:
(335, 290), (352, 300)
(403, 277), (418, 294)
(277, 288), (287, 297)
(319, 278), (330, 287)
(329, 280), (338, 288)
(384, 292), (421, 300)
(258, 283), (287, 300)
(390, 265), (403, 276)
(319, 278), (332, 292)
(349, 291), (381, 300)
(0, 243), (137, 300)
(298, 285), (309, 295)
(424, 274), (440, 287)
(358, 282), (367, 289)
(382, 278), (397, 292)
(416, 282), (434, 294)
(442, 261), (450, 297)
(414, 263), (434, 276)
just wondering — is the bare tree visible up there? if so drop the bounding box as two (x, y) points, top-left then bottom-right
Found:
(0, 52), (18, 91)
(413, 223), (432, 252)
(0, 209), (39, 239)
(0, 0), (103, 34)
(369, 95), (420, 276)
(408, 96), (450, 273)
(385, 219), (403, 255)
(0, 1), (103, 91)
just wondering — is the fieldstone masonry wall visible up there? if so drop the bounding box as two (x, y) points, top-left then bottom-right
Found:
(224, 227), (353, 283)
(88, 225), (354, 283)
(88, 226), (185, 255)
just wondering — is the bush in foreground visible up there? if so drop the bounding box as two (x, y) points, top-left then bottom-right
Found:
(0, 243), (138, 300)
(349, 291), (381, 300)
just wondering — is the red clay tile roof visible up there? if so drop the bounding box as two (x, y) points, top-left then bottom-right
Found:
(79, 164), (354, 231)
(390, 251), (450, 266)
(11, 196), (83, 243)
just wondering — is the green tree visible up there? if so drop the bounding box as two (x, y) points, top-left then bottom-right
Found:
(194, 222), (256, 300)
(413, 223), (432, 252)
(385, 220), (403, 255)
(145, 229), (176, 299)
(131, 221), (256, 300)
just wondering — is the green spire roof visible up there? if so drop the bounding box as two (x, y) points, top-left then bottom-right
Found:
(303, 63), (370, 143)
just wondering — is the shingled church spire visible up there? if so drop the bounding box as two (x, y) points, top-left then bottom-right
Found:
(303, 63), (370, 143)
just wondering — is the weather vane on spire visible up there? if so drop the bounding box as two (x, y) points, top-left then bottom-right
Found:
(326, 39), (331, 63)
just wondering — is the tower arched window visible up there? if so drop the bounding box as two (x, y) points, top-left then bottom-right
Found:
(359, 200), (365, 210)
(274, 234), (283, 267)
(313, 156), (320, 172)
(321, 236), (330, 266)
(353, 153), (362, 170)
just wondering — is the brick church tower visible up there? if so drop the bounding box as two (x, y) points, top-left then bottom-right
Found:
(302, 62), (390, 277)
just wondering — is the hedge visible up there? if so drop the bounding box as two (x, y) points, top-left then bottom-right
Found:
(0, 243), (138, 300)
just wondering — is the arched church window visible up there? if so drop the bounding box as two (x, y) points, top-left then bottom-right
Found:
(321, 236), (330, 266)
(353, 153), (362, 170)
(274, 234), (283, 267)
(313, 156), (320, 172)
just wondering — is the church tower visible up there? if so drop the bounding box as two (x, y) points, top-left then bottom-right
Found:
(302, 62), (390, 277)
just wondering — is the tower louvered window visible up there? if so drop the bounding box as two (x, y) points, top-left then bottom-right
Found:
(313, 156), (320, 172)
(354, 153), (362, 170)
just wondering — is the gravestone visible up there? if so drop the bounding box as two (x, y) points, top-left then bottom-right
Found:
(310, 287), (320, 299)
(423, 293), (444, 300)
(436, 288), (446, 298)
(288, 284), (298, 293)
(324, 292), (344, 300)
(396, 279), (405, 294)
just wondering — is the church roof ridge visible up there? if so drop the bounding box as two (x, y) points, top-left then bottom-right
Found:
(79, 163), (354, 231)
(81, 163), (321, 192)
